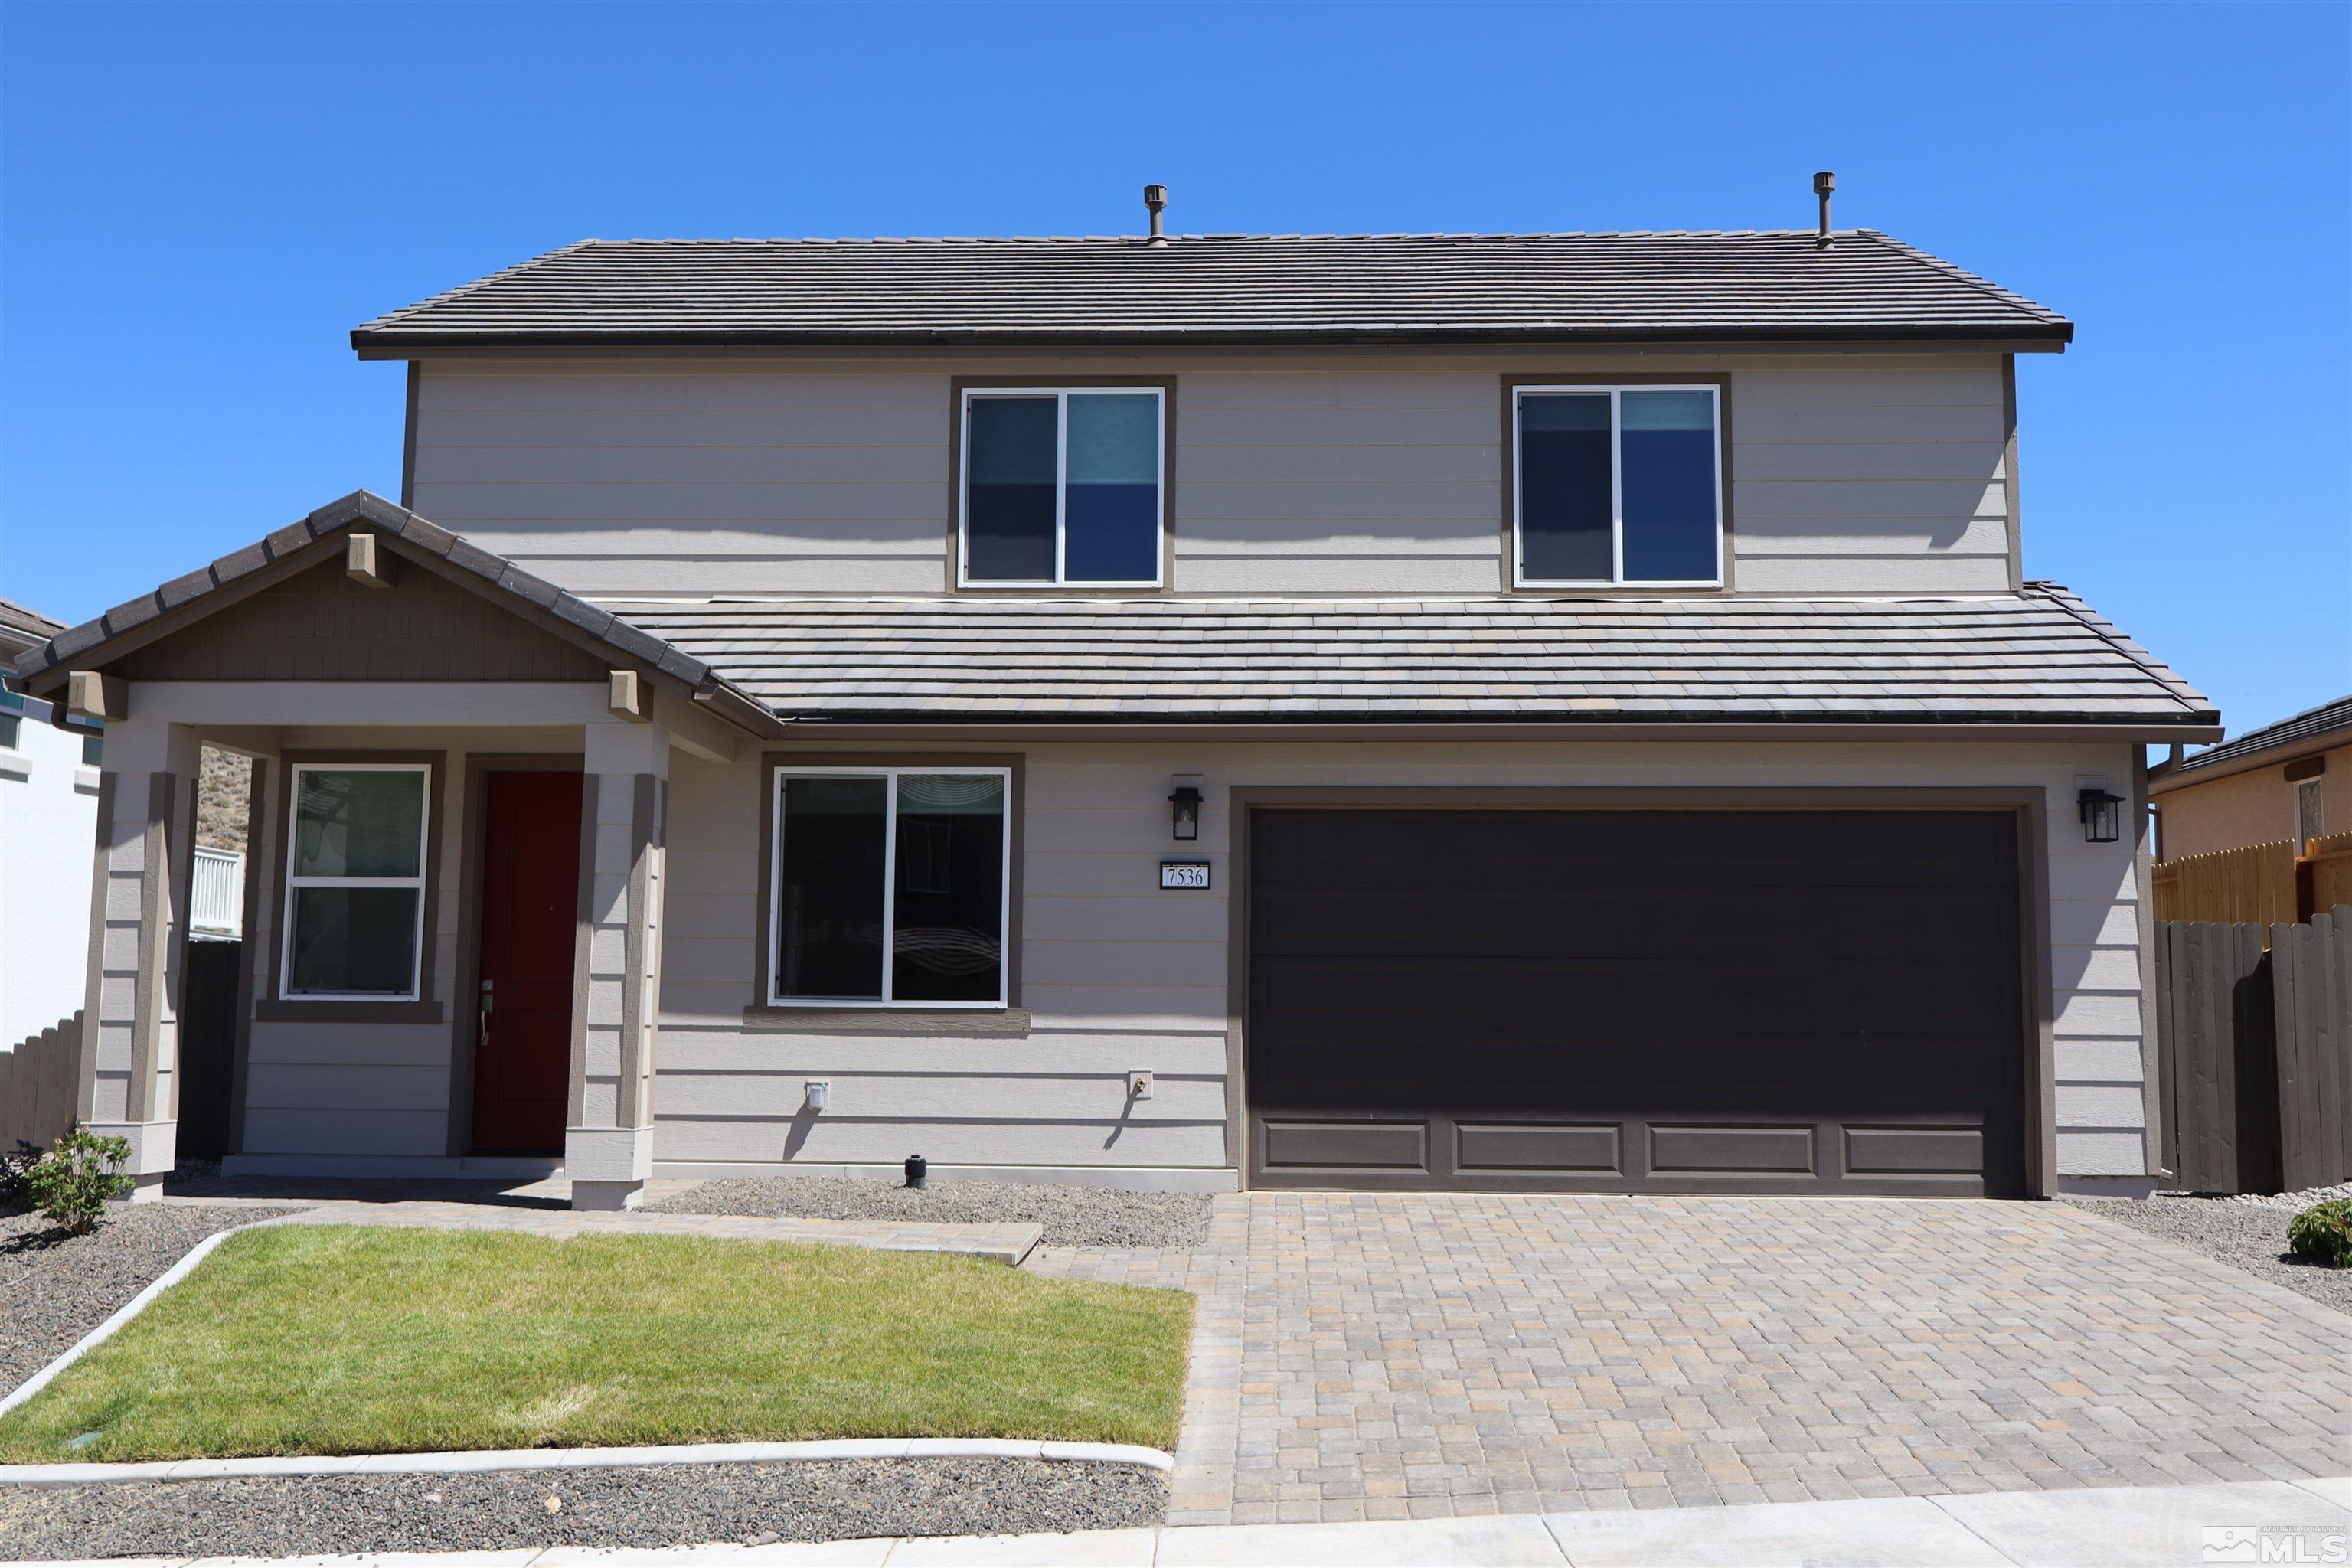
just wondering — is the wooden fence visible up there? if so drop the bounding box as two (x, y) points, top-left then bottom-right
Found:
(0, 1011), (83, 1155)
(2154, 906), (2351, 1193)
(2153, 831), (2352, 927)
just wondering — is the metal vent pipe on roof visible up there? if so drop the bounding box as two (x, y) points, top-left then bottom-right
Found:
(1813, 171), (1836, 249)
(1144, 184), (1168, 244)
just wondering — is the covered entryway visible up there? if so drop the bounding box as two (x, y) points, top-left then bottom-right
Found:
(469, 769), (586, 1153)
(1245, 806), (2029, 1196)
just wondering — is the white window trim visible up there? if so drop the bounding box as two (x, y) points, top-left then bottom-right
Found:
(279, 762), (431, 1003)
(958, 387), (1165, 590)
(1512, 384), (1725, 589)
(768, 764), (1014, 1009)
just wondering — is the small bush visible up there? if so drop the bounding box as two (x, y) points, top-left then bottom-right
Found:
(2286, 1198), (2352, 1268)
(0, 1139), (40, 1214)
(24, 1129), (135, 1233)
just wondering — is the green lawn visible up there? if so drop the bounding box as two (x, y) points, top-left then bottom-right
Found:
(0, 1226), (1192, 1463)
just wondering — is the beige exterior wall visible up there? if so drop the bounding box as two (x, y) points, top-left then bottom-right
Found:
(409, 351), (2016, 600)
(236, 725), (583, 1165)
(656, 735), (2146, 1184)
(2155, 742), (2350, 861)
(167, 698), (2143, 1185)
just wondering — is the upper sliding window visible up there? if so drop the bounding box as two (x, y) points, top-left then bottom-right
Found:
(1514, 385), (1723, 587)
(961, 388), (1164, 587)
(769, 766), (1011, 1008)
(280, 764), (430, 1001)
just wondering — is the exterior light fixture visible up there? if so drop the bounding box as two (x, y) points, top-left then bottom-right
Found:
(2077, 787), (2124, 844)
(904, 1154), (928, 1190)
(1169, 778), (1203, 841)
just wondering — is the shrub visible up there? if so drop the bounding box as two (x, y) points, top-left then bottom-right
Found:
(0, 1139), (39, 1214)
(2286, 1198), (2352, 1268)
(24, 1129), (135, 1234)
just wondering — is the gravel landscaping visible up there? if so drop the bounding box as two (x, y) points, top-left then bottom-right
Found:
(2213, 1178), (2352, 1210)
(0, 1204), (305, 1398)
(0, 1457), (1168, 1558)
(648, 1175), (1216, 1250)
(2067, 1194), (2351, 1316)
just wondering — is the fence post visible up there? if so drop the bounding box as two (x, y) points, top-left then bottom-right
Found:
(2155, 923), (2177, 1186)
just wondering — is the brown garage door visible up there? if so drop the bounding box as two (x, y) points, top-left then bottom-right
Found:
(1246, 808), (2027, 1197)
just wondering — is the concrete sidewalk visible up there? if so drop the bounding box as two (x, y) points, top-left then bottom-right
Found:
(18, 1474), (2349, 1568)
(152, 1179), (1041, 1266)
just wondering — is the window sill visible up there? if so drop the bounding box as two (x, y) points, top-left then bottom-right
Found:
(741, 1006), (1032, 1037)
(254, 999), (447, 1024)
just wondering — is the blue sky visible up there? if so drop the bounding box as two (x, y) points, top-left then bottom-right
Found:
(2, 1), (2345, 740)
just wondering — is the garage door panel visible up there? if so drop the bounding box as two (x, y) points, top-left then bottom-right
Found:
(1246, 808), (2027, 1196)
(1259, 1118), (1429, 1173)
(1844, 1124), (1988, 1174)
(1649, 1123), (1819, 1174)
(1454, 1121), (1625, 1172)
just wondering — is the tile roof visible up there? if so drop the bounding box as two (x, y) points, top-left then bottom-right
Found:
(352, 230), (2072, 349)
(8, 492), (745, 708)
(609, 584), (2211, 728)
(2161, 694), (2352, 777)
(9, 494), (2203, 732)
(0, 597), (66, 656)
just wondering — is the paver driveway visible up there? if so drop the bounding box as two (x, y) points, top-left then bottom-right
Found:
(1031, 1193), (2352, 1527)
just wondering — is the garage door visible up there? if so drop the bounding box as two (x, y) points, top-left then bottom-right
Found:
(1246, 808), (2027, 1197)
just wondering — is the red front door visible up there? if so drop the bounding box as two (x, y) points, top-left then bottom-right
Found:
(471, 770), (583, 1152)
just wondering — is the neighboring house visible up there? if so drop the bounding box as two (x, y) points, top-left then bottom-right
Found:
(10, 188), (2220, 1207)
(2148, 695), (2350, 861)
(0, 599), (102, 1050)
(189, 746), (252, 940)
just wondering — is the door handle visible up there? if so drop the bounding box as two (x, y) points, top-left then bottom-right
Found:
(479, 978), (493, 1051)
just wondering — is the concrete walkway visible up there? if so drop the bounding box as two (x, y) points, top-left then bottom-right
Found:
(247, 1205), (1040, 1266)
(1032, 1191), (2352, 1526)
(16, 1475), (2349, 1566)
(155, 1177), (1040, 1265)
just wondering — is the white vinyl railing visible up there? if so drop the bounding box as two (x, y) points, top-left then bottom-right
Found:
(191, 847), (245, 939)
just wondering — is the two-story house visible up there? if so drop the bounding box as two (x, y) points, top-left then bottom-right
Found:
(13, 188), (2220, 1207)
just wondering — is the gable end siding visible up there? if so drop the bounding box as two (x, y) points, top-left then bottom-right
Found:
(109, 556), (610, 683)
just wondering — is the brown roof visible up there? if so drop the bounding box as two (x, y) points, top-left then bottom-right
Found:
(2151, 694), (2352, 791)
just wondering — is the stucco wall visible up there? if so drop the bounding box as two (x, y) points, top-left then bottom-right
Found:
(2156, 742), (2350, 860)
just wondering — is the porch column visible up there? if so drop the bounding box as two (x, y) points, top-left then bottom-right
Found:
(80, 713), (201, 1199)
(567, 719), (669, 1210)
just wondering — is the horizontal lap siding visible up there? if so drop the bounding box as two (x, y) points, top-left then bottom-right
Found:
(650, 740), (2141, 1181)
(1174, 372), (1502, 593)
(234, 735), (572, 1161)
(408, 354), (2015, 599)
(1727, 364), (2011, 593)
(653, 753), (1230, 1171)
(411, 368), (949, 597)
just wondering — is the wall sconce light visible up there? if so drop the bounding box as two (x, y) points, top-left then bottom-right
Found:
(2077, 787), (2124, 844)
(1169, 776), (1203, 841)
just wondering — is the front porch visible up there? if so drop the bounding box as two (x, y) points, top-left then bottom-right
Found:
(26, 492), (781, 1210)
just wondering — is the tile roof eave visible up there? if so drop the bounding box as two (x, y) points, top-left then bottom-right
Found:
(8, 492), (772, 735)
(351, 320), (2076, 352)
